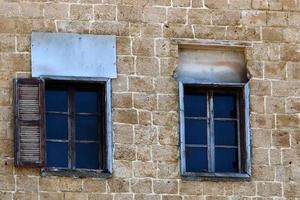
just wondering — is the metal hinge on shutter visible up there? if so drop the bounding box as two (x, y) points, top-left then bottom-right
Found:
(14, 78), (45, 167)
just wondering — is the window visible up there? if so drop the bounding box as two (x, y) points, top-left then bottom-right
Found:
(181, 84), (250, 179)
(14, 78), (112, 178)
(175, 44), (251, 180)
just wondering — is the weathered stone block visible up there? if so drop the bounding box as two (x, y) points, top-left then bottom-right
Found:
(167, 8), (187, 24)
(133, 38), (154, 56)
(44, 3), (69, 19)
(252, 0), (268, 9)
(153, 111), (178, 127)
(252, 148), (269, 165)
(133, 161), (156, 178)
(250, 79), (271, 96)
(240, 11), (267, 26)
(194, 25), (226, 40)
(158, 162), (179, 178)
(117, 36), (131, 55)
(153, 180), (178, 194)
(112, 93), (132, 109)
(276, 114), (300, 129)
(114, 144), (136, 160)
(143, 7), (166, 23)
(70, 5), (93, 20)
(129, 76), (154, 92)
(118, 6), (143, 22)
(180, 181), (203, 195)
(114, 124), (134, 144)
(252, 129), (271, 148)
(267, 12), (288, 27)
(112, 75), (128, 92)
(158, 126), (178, 145)
(205, 0), (228, 9)
(229, 0), (251, 9)
(265, 96), (285, 113)
(83, 179), (106, 193)
(113, 109), (138, 124)
(141, 24), (162, 38)
(212, 10), (240, 26)
(136, 145), (151, 161)
(131, 178), (152, 193)
(39, 177), (60, 192)
(59, 177), (82, 192)
(262, 27), (283, 42)
(252, 165), (275, 181)
(164, 24), (194, 38)
(286, 62), (300, 80)
(94, 5), (116, 21)
(135, 125), (157, 144)
(152, 145), (178, 162)
(250, 95), (265, 113)
(136, 57), (159, 76)
(65, 192), (88, 200)
(257, 182), (282, 197)
(188, 9), (211, 25)
(272, 130), (290, 148)
(90, 22), (130, 36)
(114, 160), (132, 178)
(117, 56), (135, 75)
(107, 178), (129, 193)
(20, 2), (43, 18)
(138, 110), (152, 126)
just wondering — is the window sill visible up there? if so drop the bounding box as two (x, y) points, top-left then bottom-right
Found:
(181, 172), (251, 181)
(41, 167), (112, 178)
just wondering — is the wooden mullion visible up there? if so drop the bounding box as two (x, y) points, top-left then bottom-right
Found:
(209, 90), (215, 172)
(99, 84), (106, 170)
(206, 90), (214, 172)
(67, 88), (74, 169)
(236, 92), (242, 173)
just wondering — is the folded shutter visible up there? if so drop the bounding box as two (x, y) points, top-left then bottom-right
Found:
(14, 78), (45, 167)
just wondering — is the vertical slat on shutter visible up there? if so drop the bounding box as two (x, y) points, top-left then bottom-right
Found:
(14, 78), (45, 167)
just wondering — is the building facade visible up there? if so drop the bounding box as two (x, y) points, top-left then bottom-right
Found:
(0, 0), (299, 199)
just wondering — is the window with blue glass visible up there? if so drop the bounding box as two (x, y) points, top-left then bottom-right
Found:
(44, 81), (106, 173)
(182, 85), (250, 179)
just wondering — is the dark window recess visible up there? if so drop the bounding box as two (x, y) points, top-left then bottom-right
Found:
(45, 81), (105, 171)
(182, 85), (250, 178)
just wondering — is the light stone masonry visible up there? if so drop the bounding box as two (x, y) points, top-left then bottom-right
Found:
(0, 0), (299, 199)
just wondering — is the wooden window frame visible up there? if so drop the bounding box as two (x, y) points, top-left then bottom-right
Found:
(179, 83), (251, 180)
(41, 77), (112, 178)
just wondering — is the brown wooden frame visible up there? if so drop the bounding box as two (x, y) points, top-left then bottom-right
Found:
(41, 79), (110, 177)
(179, 83), (251, 180)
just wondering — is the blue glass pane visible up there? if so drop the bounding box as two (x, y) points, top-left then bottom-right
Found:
(215, 147), (238, 172)
(75, 91), (98, 113)
(76, 143), (99, 169)
(214, 94), (237, 118)
(46, 114), (68, 140)
(46, 142), (68, 168)
(185, 119), (207, 145)
(186, 147), (207, 172)
(214, 120), (237, 146)
(184, 93), (206, 117)
(75, 115), (98, 141)
(46, 89), (68, 112)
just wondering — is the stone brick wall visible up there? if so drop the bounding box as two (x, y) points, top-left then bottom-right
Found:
(0, 0), (299, 199)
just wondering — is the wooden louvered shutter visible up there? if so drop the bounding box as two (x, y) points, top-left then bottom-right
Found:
(14, 78), (45, 167)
